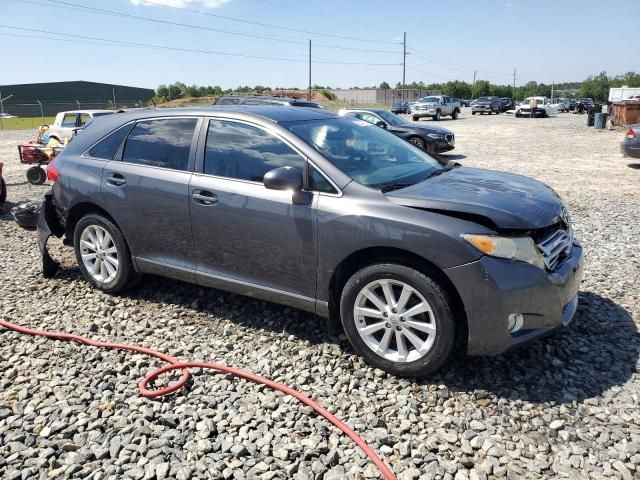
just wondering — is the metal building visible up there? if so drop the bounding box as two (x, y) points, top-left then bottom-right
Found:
(330, 88), (441, 107)
(0, 81), (155, 117)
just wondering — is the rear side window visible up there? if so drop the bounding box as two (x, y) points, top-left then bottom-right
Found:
(204, 120), (305, 182)
(88, 124), (131, 160)
(122, 118), (197, 171)
(215, 97), (240, 105)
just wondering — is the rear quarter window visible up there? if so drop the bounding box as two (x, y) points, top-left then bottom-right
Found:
(87, 124), (132, 160)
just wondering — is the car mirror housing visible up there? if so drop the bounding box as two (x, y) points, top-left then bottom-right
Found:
(263, 166), (303, 191)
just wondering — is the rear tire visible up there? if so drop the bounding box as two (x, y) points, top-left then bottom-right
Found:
(452, 109), (459, 120)
(74, 213), (139, 294)
(340, 263), (455, 376)
(471, 111), (476, 115)
(412, 116), (419, 122)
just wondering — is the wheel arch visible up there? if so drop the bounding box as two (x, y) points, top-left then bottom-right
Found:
(65, 202), (121, 243)
(327, 246), (467, 347)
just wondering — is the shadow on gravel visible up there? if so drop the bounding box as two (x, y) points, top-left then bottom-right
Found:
(438, 153), (467, 161)
(27, 255), (640, 406)
(627, 163), (640, 170)
(427, 291), (639, 404)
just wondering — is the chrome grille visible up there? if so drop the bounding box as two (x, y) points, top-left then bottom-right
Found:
(536, 227), (573, 270)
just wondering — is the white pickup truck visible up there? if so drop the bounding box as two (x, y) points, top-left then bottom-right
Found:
(46, 110), (115, 142)
(411, 95), (461, 121)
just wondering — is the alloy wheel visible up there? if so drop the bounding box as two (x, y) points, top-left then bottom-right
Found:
(79, 225), (119, 283)
(353, 279), (436, 363)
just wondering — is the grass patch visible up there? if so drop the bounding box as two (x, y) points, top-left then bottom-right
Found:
(0, 117), (56, 130)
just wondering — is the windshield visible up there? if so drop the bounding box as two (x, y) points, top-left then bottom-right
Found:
(376, 110), (405, 126)
(285, 117), (441, 190)
(477, 97), (493, 102)
(419, 96), (440, 103)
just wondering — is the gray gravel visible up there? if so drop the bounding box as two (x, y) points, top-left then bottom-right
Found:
(1, 112), (639, 479)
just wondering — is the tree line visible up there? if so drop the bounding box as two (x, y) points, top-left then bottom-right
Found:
(155, 72), (639, 103)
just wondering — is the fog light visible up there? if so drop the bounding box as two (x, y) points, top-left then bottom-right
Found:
(508, 313), (524, 333)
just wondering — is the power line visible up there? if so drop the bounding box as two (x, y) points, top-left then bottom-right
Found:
(408, 45), (514, 79)
(136, 0), (400, 45)
(0, 25), (400, 66)
(13, 0), (401, 54)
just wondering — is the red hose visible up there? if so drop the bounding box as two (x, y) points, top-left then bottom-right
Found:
(0, 318), (397, 480)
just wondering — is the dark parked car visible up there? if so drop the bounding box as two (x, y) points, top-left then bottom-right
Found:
(459, 99), (471, 107)
(39, 106), (582, 376)
(499, 98), (515, 112)
(391, 102), (411, 114)
(338, 108), (454, 155)
(471, 96), (501, 115)
(213, 95), (323, 109)
(569, 99), (577, 111)
(621, 124), (640, 159)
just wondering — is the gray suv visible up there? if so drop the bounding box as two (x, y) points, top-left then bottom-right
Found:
(39, 106), (583, 376)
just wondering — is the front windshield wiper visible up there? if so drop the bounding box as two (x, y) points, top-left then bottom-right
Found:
(380, 183), (415, 193)
(423, 163), (461, 181)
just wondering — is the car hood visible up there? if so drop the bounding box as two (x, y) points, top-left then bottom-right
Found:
(386, 167), (564, 230)
(403, 123), (452, 135)
(474, 101), (494, 106)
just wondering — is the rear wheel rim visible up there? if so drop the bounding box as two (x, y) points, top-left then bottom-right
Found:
(354, 279), (437, 363)
(80, 225), (119, 283)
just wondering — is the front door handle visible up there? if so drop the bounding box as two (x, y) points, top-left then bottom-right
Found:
(107, 173), (126, 186)
(192, 190), (218, 205)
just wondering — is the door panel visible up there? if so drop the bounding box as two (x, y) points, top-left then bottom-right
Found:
(101, 162), (195, 271)
(189, 174), (317, 300)
(99, 117), (200, 274)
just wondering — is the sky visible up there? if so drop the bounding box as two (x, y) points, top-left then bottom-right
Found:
(1, 0), (638, 91)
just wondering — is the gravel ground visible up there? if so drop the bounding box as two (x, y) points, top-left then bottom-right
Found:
(1, 112), (639, 480)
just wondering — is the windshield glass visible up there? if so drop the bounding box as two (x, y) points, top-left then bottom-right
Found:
(285, 117), (440, 190)
(376, 110), (405, 125)
(420, 96), (440, 103)
(477, 96), (493, 102)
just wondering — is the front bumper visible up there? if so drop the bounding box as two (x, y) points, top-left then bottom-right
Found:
(433, 138), (455, 152)
(445, 241), (583, 355)
(472, 105), (493, 112)
(412, 107), (438, 117)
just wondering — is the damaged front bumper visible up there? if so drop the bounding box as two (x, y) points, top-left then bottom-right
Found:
(37, 190), (66, 278)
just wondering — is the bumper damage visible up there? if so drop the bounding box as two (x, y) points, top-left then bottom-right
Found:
(445, 242), (584, 355)
(37, 191), (65, 278)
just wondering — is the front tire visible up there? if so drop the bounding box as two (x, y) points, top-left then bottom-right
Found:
(434, 110), (441, 121)
(408, 137), (426, 150)
(340, 263), (455, 376)
(74, 213), (137, 293)
(412, 116), (419, 122)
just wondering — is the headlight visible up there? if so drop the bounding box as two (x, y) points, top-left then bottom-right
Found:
(462, 234), (545, 269)
(426, 133), (445, 139)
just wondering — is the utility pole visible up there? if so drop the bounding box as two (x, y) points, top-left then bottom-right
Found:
(308, 39), (312, 101)
(402, 32), (406, 102)
(513, 68), (516, 100)
(112, 87), (117, 110)
(472, 70), (477, 99)
(551, 80), (555, 102)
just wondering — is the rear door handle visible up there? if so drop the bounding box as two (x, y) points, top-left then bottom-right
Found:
(107, 173), (126, 186)
(192, 190), (218, 205)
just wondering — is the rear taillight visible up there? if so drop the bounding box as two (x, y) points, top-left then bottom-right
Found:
(47, 156), (60, 182)
(627, 128), (637, 139)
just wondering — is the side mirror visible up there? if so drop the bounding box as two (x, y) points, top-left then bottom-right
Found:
(263, 166), (303, 191)
(375, 121), (388, 129)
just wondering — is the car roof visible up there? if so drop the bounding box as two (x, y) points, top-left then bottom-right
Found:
(56, 109), (115, 115)
(341, 108), (388, 114)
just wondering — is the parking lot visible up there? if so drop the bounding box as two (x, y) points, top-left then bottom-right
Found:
(1, 111), (639, 480)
